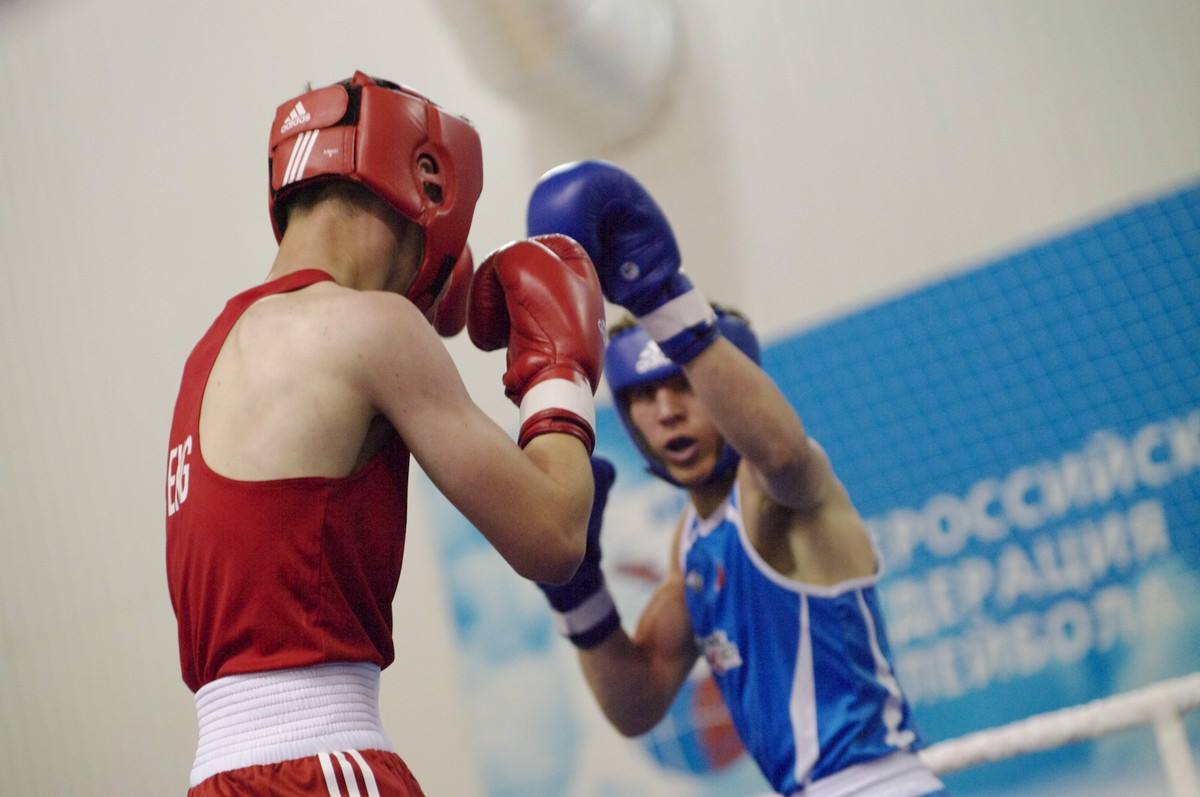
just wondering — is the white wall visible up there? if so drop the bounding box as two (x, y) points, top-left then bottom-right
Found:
(0, 1), (1196, 795)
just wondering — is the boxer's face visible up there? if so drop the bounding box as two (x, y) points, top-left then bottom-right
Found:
(625, 374), (723, 486)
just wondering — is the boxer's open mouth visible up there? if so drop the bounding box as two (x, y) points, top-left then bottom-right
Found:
(662, 435), (698, 465)
(666, 436), (695, 452)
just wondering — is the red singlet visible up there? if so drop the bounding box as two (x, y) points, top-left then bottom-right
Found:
(165, 269), (411, 692)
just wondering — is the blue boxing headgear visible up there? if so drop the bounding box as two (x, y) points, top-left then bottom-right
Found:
(605, 310), (761, 485)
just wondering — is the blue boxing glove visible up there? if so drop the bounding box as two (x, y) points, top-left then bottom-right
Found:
(527, 160), (718, 364)
(537, 457), (621, 649)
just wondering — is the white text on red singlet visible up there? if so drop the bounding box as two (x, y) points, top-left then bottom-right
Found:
(167, 435), (193, 516)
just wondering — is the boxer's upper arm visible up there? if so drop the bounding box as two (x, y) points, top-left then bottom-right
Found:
(746, 436), (836, 514)
(635, 517), (698, 677)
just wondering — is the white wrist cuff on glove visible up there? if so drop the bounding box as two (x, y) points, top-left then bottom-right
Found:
(520, 378), (596, 430)
(551, 585), (616, 637)
(637, 287), (715, 343)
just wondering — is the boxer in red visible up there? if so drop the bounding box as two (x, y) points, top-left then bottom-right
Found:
(165, 71), (605, 795)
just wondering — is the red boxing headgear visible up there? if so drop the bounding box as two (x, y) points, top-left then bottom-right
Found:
(268, 71), (484, 312)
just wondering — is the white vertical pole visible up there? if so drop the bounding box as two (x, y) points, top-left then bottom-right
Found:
(1152, 709), (1200, 797)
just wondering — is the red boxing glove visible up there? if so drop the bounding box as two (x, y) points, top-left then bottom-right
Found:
(468, 234), (605, 451)
(424, 245), (473, 337)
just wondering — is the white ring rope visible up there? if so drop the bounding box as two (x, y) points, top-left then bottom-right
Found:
(918, 672), (1200, 795)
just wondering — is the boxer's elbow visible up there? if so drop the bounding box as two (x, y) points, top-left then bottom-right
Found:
(759, 437), (829, 510)
(607, 702), (667, 738)
(755, 427), (810, 481)
(532, 536), (586, 586)
(512, 514), (586, 585)
(545, 489), (591, 583)
(614, 715), (655, 738)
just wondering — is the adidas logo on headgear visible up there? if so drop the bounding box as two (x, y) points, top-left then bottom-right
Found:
(635, 340), (671, 373)
(280, 101), (312, 135)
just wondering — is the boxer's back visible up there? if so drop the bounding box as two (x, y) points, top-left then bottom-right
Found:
(199, 275), (405, 481)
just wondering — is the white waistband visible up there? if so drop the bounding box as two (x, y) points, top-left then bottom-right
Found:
(191, 663), (392, 787)
(789, 752), (944, 797)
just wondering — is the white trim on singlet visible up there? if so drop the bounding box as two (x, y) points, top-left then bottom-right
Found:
(677, 505), (700, 573)
(190, 662), (393, 787)
(857, 590), (917, 751)
(679, 481), (884, 598)
(787, 751), (944, 797)
(790, 594), (819, 784)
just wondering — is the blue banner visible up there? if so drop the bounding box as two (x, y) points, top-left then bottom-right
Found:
(763, 183), (1200, 795)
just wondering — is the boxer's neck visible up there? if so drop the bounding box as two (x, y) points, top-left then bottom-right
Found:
(269, 200), (420, 294)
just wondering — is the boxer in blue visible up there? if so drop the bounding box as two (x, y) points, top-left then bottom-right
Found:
(527, 161), (948, 796)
